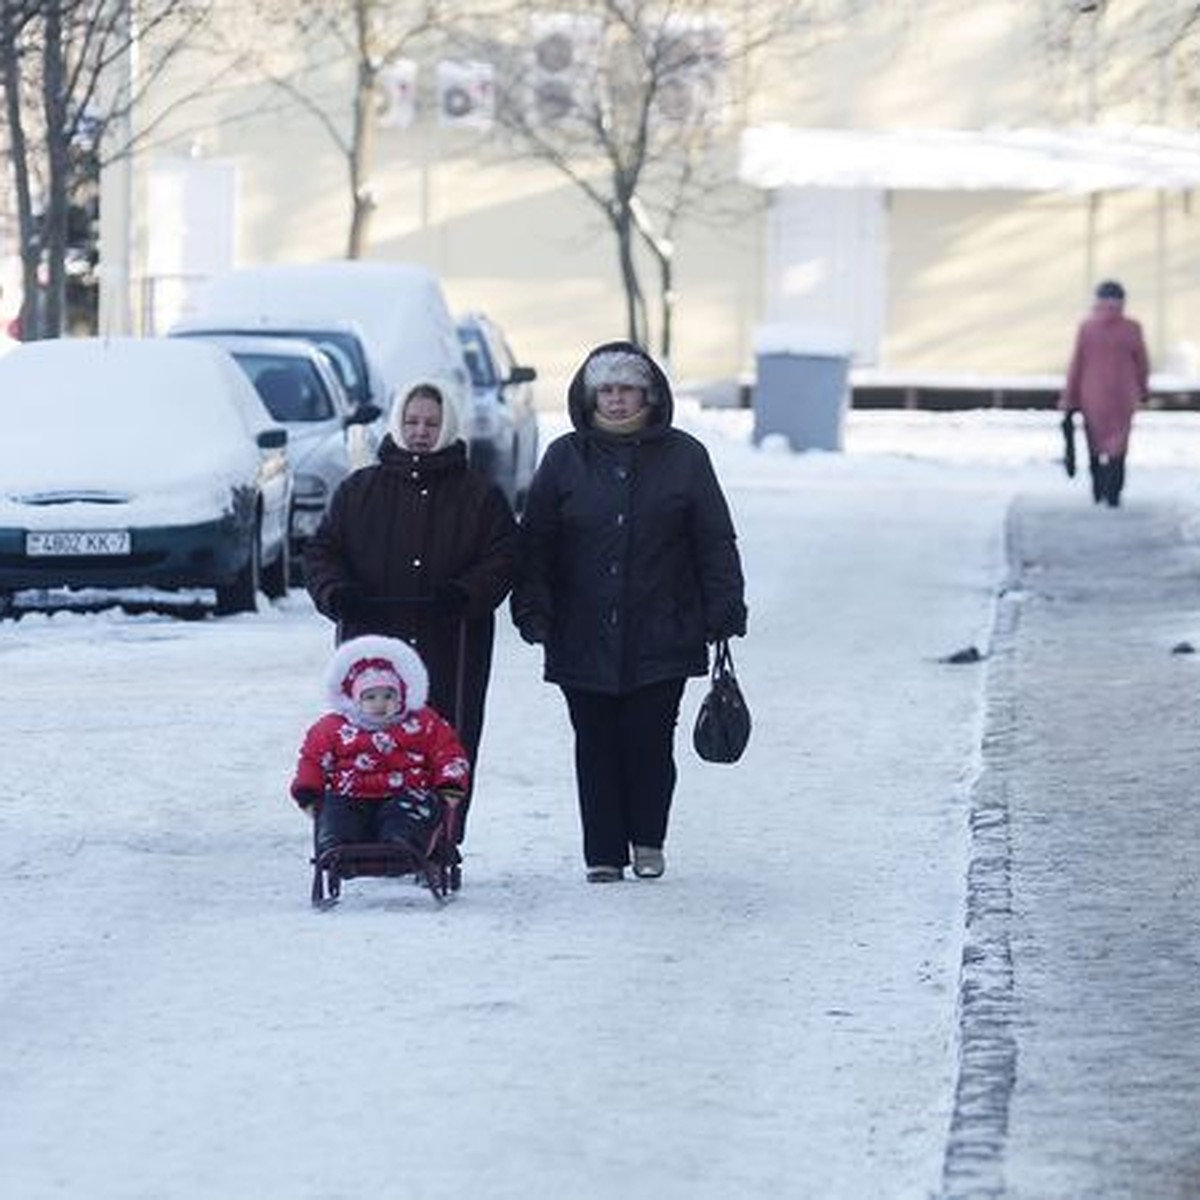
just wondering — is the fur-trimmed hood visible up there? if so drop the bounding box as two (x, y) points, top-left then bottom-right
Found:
(566, 341), (674, 434)
(324, 635), (429, 721)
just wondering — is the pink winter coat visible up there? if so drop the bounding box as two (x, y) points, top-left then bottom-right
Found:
(291, 709), (470, 801)
(1060, 309), (1150, 457)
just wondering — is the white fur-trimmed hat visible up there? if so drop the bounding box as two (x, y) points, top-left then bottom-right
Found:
(325, 635), (429, 719)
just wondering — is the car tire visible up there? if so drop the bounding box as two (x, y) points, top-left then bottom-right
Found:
(215, 527), (260, 615)
(261, 527), (290, 601)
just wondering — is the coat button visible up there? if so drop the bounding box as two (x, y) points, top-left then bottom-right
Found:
(608, 563), (619, 575)
(412, 558), (421, 567)
(616, 513), (625, 525)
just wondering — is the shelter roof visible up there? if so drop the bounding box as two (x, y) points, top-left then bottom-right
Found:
(739, 124), (1200, 192)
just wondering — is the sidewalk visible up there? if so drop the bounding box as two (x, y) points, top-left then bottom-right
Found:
(943, 492), (1200, 1199)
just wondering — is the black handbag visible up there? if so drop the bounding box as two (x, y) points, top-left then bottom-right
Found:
(693, 639), (751, 764)
(1061, 411), (1077, 478)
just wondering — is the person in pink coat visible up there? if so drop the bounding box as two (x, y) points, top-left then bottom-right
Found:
(1060, 279), (1150, 507)
(291, 635), (470, 859)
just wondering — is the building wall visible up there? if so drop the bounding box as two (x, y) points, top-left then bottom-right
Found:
(114, 1), (1200, 400)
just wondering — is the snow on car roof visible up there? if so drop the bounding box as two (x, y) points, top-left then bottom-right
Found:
(182, 261), (468, 407)
(187, 262), (445, 349)
(0, 337), (269, 498)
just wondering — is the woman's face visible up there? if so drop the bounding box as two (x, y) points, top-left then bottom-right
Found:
(401, 392), (443, 452)
(594, 383), (647, 422)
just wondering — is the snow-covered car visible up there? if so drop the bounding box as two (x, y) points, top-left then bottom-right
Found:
(171, 316), (386, 417)
(173, 262), (470, 425)
(455, 311), (539, 509)
(170, 333), (382, 564)
(0, 337), (292, 617)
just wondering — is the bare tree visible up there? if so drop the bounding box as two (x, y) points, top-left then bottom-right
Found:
(245, 0), (441, 259)
(444, 0), (830, 358)
(0, 0), (222, 339)
(1032, 1), (1200, 122)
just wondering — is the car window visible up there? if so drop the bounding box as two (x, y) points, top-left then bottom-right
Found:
(456, 326), (494, 388)
(235, 354), (334, 422)
(308, 334), (367, 405)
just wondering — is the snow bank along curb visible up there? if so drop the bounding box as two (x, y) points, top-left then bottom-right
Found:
(939, 513), (1023, 1199)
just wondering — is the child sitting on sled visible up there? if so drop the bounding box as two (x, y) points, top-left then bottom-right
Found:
(290, 635), (470, 858)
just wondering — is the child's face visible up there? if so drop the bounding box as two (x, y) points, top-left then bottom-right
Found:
(357, 685), (401, 720)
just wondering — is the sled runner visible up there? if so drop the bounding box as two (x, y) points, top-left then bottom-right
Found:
(310, 801), (460, 908)
(310, 613), (470, 909)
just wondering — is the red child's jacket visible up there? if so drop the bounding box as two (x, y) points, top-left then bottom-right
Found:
(291, 707), (470, 801)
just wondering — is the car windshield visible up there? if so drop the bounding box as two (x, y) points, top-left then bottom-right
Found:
(182, 328), (369, 406)
(235, 353), (334, 422)
(456, 326), (493, 388)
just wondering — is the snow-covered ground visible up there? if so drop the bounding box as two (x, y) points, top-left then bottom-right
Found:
(2, 406), (1198, 1200)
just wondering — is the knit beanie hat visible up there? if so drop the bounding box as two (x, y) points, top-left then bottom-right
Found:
(583, 349), (654, 395)
(324, 635), (429, 720)
(1095, 279), (1126, 301)
(345, 659), (403, 704)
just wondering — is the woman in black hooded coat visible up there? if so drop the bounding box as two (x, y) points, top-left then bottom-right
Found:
(511, 341), (747, 882)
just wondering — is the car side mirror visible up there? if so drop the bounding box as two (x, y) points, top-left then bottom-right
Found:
(257, 427), (288, 449)
(507, 365), (537, 384)
(345, 403), (382, 426)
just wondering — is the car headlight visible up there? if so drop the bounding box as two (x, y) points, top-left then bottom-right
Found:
(292, 474), (328, 507)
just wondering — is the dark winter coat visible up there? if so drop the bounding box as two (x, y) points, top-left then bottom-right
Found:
(303, 436), (517, 761)
(511, 341), (747, 695)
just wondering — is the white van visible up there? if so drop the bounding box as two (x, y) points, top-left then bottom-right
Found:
(172, 261), (470, 424)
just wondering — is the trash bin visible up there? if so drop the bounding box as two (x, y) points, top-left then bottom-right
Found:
(752, 324), (851, 451)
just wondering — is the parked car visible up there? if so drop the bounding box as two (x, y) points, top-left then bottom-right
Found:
(0, 337), (292, 617)
(169, 332), (381, 564)
(455, 311), (539, 509)
(174, 261), (470, 423)
(172, 316), (386, 416)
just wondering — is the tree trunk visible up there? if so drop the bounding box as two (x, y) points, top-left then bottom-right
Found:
(614, 209), (647, 346)
(345, 3), (376, 259)
(0, 5), (40, 340)
(41, 1), (69, 337)
(657, 248), (674, 363)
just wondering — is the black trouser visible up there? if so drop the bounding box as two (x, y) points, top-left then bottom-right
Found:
(562, 678), (687, 869)
(1083, 422), (1127, 507)
(1087, 452), (1126, 506)
(316, 792), (444, 857)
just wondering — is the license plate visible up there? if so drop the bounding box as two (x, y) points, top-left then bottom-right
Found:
(26, 530), (132, 557)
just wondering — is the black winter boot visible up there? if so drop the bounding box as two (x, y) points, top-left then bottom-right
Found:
(1088, 454), (1104, 504)
(1105, 455), (1125, 507)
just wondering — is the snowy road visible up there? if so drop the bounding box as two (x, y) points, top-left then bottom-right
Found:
(2, 409), (1199, 1199)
